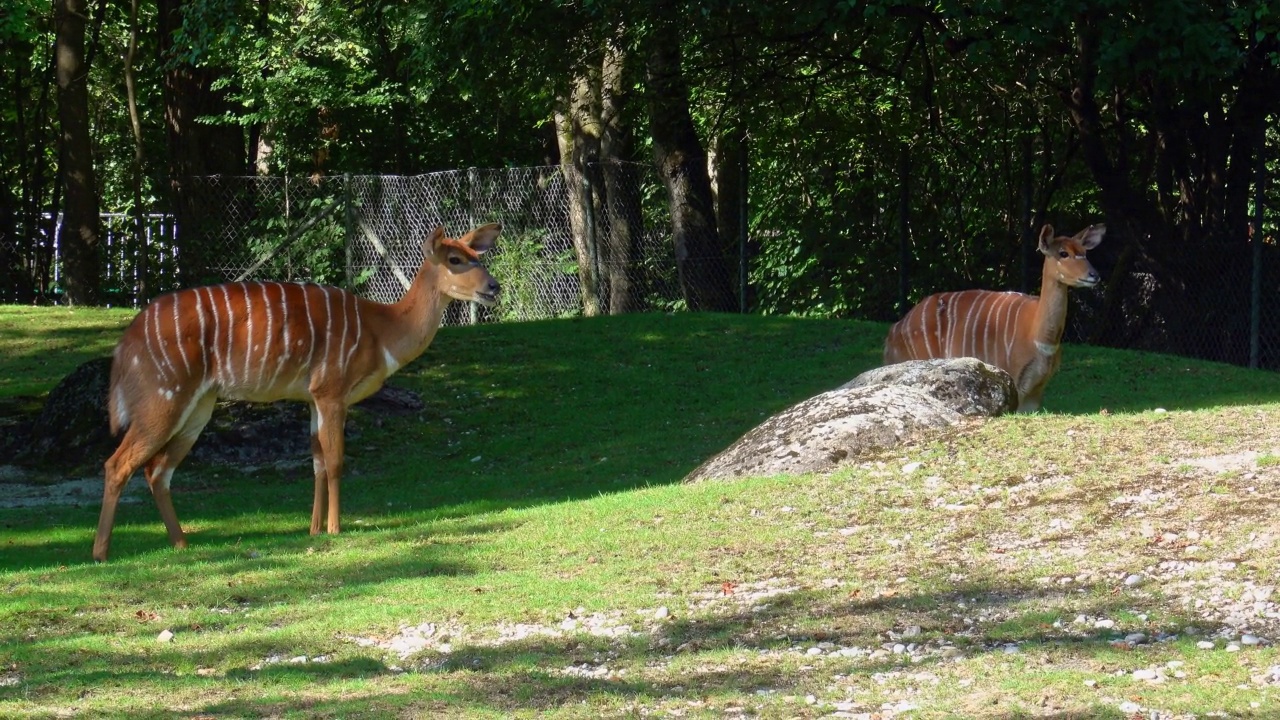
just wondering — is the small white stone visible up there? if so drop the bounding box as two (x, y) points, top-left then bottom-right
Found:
(807, 647), (823, 656)
(1119, 701), (1142, 713)
(1123, 574), (1143, 587)
(157, 629), (174, 643)
(901, 461), (923, 474)
(654, 606), (670, 620)
(1241, 634), (1263, 646)
(1094, 619), (1116, 629)
(1154, 408), (1167, 414)
(1226, 643), (1242, 653)
(1083, 679), (1097, 688)
(1197, 640), (1215, 650)
(804, 695), (816, 705)
(1133, 668), (1158, 680)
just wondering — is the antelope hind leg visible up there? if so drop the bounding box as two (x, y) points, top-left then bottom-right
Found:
(95, 425), (167, 562)
(143, 393), (216, 550)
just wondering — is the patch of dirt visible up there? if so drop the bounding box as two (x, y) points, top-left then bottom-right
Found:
(0, 365), (427, 506)
(0, 471), (146, 509)
(1175, 449), (1280, 475)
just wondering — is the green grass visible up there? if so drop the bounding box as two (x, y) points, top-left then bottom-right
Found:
(1, 308), (1279, 718)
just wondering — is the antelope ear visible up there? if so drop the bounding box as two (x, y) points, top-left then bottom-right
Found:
(464, 223), (501, 255)
(422, 227), (446, 255)
(1037, 224), (1057, 255)
(1076, 224), (1105, 250)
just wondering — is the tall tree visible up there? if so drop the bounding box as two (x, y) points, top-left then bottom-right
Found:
(646, 1), (735, 312)
(597, 38), (646, 314)
(159, 0), (247, 285)
(54, 0), (100, 304)
(555, 69), (607, 316)
(556, 35), (646, 316)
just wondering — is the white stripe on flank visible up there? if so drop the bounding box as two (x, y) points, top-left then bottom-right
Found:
(966, 293), (988, 359)
(194, 290), (208, 374)
(243, 282), (256, 386)
(999, 296), (1017, 372)
(939, 294), (954, 357)
(271, 283), (292, 387)
(257, 282), (272, 389)
(979, 294), (996, 364)
(143, 306), (167, 380)
(153, 302), (178, 376)
(172, 293), (191, 375)
(344, 293), (362, 372)
(320, 286), (333, 377)
(977, 292), (988, 361)
(921, 293), (942, 356)
(205, 288), (221, 384)
(336, 289), (350, 373)
(962, 293), (983, 356)
(962, 293), (979, 358)
(303, 284), (317, 379)
(219, 284), (237, 387)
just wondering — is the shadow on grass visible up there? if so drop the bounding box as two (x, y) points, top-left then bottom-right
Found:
(3, 313), (1280, 567)
(5, 577), (1264, 718)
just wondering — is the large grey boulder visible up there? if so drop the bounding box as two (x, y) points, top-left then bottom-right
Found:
(685, 358), (1016, 483)
(840, 357), (1018, 417)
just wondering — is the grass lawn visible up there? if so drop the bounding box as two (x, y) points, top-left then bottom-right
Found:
(1, 306), (1278, 718)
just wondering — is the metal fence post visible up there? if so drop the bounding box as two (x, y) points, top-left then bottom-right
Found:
(583, 171), (601, 302)
(738, 134), (749, 313)
(1251, 132), (1265, 369)
(343, 173), (353, 291)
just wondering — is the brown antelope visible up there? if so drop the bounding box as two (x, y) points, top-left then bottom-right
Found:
(883, 223), (1104, 413)
(93, 223), (502, 562)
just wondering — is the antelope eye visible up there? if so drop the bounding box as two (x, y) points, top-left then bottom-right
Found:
(448, 256), (463, 266)
(1058, 250), (1069, 258)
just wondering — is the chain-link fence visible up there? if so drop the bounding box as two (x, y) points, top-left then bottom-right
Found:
(16, 164), (1280, 371)
(98, 165), (739, 325)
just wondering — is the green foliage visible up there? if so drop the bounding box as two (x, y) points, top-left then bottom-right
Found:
(484, 228), (578, 321)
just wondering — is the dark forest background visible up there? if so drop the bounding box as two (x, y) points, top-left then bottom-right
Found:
(3, 0), (1280, 366)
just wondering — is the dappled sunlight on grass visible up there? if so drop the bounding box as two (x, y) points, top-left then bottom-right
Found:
(3, 309), (1280, 716)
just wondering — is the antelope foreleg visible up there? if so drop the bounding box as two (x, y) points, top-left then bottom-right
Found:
(316, 400), (347, 534)
(309, 400), (348, 535)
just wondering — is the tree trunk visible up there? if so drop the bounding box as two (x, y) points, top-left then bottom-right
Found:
(646, 10), (735, 312)
(125, 0), (147, 303)
(159, 0), (248, 286)
(599, 40), (645, 314)
(555, 72), (605, 317)
(710, 127), (746, 311)
(55, 0), (100, 305)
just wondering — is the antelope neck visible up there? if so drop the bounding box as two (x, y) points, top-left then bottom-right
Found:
(381, 260), (448, 364)
(1031, 258), (1071, 350)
